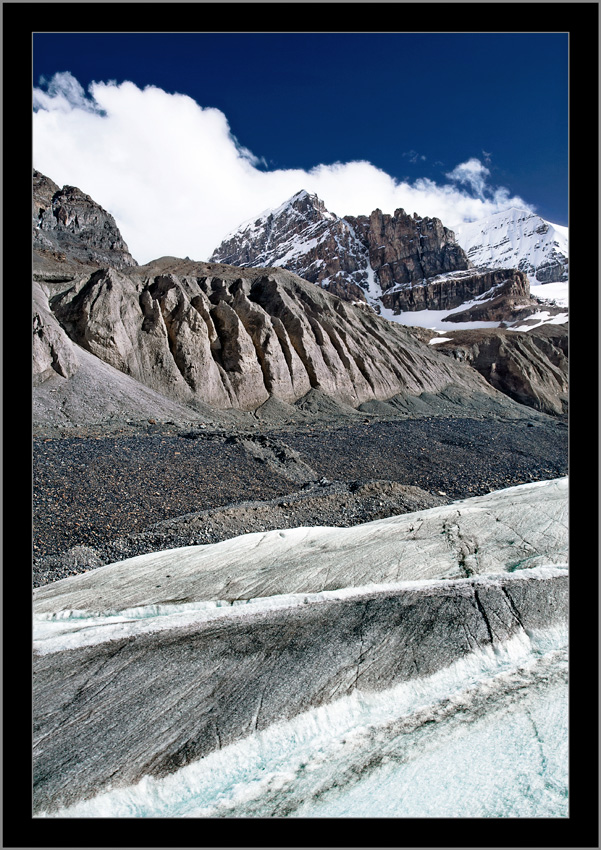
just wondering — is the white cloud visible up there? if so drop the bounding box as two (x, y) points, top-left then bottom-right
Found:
(33, 74), (536, 264)
(445, 158), (491, 199)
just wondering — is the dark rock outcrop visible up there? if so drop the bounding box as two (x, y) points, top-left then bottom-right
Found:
(381, 268), (529, 314)
(345, 207), (469, 290)
(211, 191), (471, 310)
(33, 169), (137, 270)
(432, 324), (568, 416)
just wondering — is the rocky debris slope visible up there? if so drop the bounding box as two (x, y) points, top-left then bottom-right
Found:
(33, 414), (567, 587)
(35, 478), (447, 583)
(454, 207), (568, 284)
(43, 258), (513, 414)
(34, 478), (568, 612)
(33, 479), (567, 816)
(32, 337), (218, 433)
(33, 169), (137, 271)
(429, 324), (568, 416)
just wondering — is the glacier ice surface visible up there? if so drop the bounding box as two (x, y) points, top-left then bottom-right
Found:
(36, 625), (567, 819)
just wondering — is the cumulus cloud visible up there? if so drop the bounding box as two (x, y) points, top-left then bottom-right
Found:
(33, 71), (103, 114)
(33, 73), (535, 264)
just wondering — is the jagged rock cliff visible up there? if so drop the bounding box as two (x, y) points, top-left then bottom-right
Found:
(33, 169), (137, 271)
(345, 207), (469, 289)
(211, 191), (375, 302)
(210, 191), (472, 312)
(210, 193), (570, 331)
(380, 267), (530, 314)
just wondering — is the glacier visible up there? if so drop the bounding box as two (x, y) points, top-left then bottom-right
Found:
(33, 479), (568, 819)
(36, 627), (567, 819)
(454, 207), (568, 286)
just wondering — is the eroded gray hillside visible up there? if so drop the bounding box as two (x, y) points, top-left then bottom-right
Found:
(47, 260), (508, 412)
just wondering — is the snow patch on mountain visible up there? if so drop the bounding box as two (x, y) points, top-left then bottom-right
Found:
(454, 208), (568, 285)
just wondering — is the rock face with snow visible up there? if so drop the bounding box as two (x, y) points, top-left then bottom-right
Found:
(210, 191), (473, 311)
(209, 190), (368, 303)
(32, 171), (567, 426)
(454, 208), (568, 284)
(32, 479), (568, 816)
(345, 207), (469, 288)
(33, 169), (137, 271)
(380, 267), (530, 314)
(210, 194), (569, 329)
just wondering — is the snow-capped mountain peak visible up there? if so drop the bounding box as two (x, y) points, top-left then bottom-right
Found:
(210, 191), (365, 299)
(210, 195), (568, 331)
(454, 208), (568, 284)
(210, 191), (471, 308)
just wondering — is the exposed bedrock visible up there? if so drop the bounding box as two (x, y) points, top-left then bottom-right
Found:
(33, 567), (567, 815)
(380, 268), (530, 314)
(32, 281), (79, 385)
(433, 325), (568, 416)
(346, 207), (470, 288)
(46, 262), (503, 411)
(211, 193), (472, 304)
(33, 170), (137, 271)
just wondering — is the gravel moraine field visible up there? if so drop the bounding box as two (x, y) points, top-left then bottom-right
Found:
(33, 414), (568, 587)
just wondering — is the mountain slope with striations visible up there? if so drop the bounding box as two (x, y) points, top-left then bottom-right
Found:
(32, 170), (569, 427)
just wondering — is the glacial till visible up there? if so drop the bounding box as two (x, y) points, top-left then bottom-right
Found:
(32, 415), (568, 586)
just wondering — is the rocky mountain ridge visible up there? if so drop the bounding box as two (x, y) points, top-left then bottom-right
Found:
(46, 260), (504, 414)
(32, 170), (569, 424)
(211, 190), (472, 310)
(33, 169), (137, 272)
(210, 191), (568, 330)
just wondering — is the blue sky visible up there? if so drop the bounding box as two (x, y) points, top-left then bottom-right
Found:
(33, 31), (569, 264)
